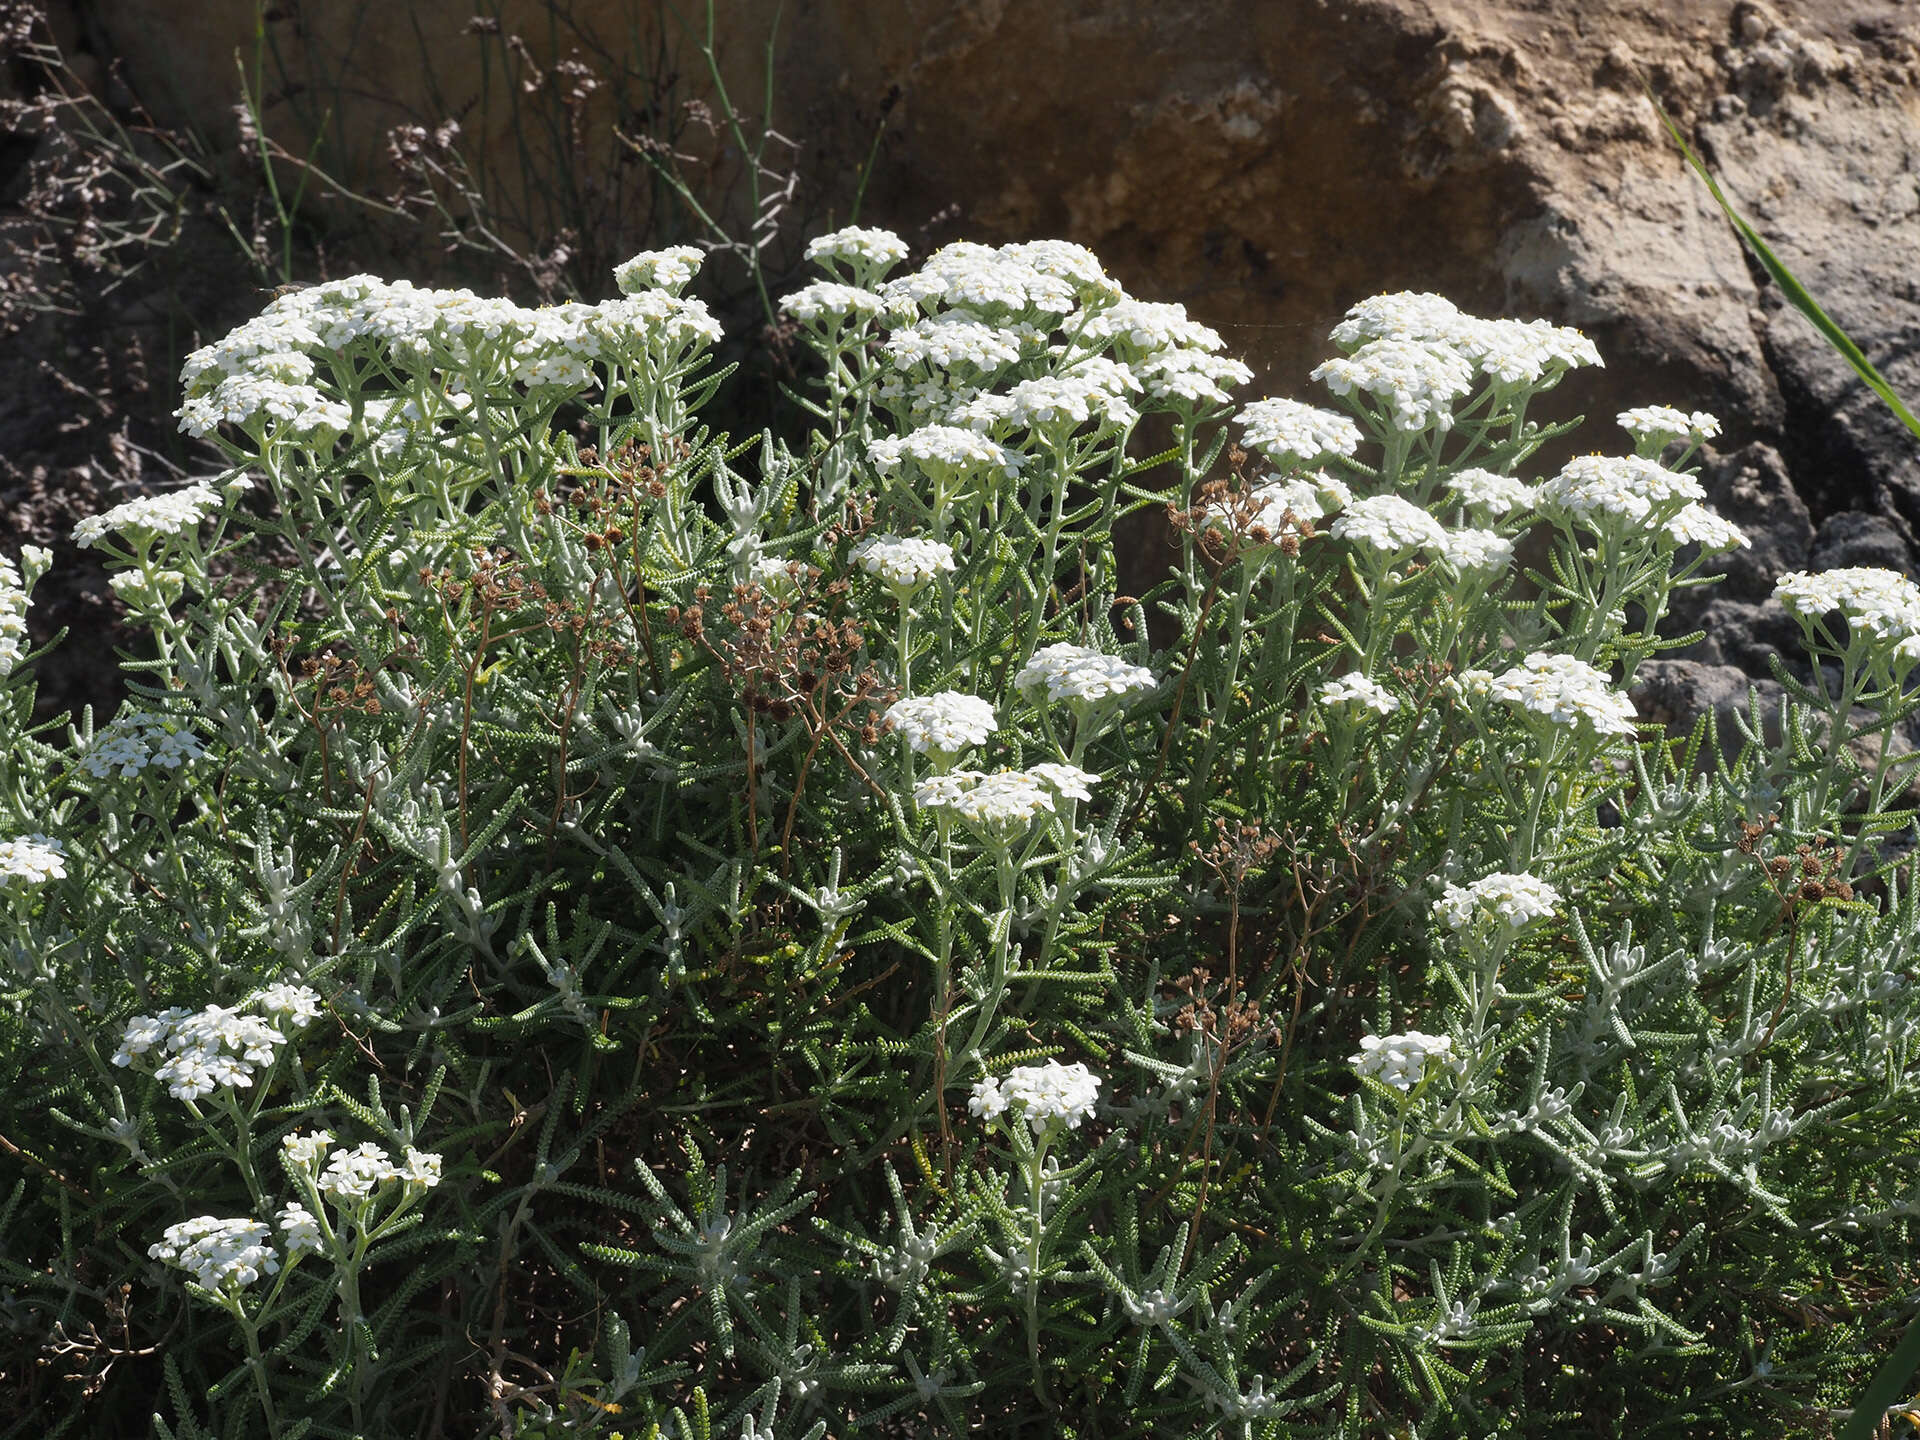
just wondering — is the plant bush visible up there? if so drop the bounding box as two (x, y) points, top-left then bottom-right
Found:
(3, 228), (1918, 1439)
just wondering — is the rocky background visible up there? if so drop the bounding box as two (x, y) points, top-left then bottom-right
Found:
(6, 0), (1920, 741)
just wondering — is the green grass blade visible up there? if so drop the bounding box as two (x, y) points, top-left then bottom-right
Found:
(1647, 83), (1920, 443)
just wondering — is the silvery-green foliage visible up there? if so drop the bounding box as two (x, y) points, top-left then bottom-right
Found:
(0, 236), (1917, 1439)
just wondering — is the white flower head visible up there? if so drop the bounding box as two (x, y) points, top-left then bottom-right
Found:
(805, 225), (911, 278)
(867, 425), (1026, 483)
(1618, 406), (1720, 451)
(1446, 468), (1537, 517)
(1351, 1030), (1459, 1092)
(0, 834), (65, 886)
(1537, 454), (1704, 531)
(1216, 472), (1352, 545)
(1435, 528), (1514, 575)
(149, 1216), (280, 1291)
(782, 280), (889, 327)
(253, 983), (322, 1027)
(1471, 651), (1638, 738)
(81, 712), (207, 780)
(1318, 675), (1399, 716)
(914, 769), (1056, 838)
(1330, 494), (1447, 556)
(885, 692), (998, 756)
(281, 1130), (336, 1170)
(1238, 397), (1364, 467)
(317, 1141), (401, 1203)
(1025, 762), (1099, 802)
(613, 246), (705, 296)
(974, 1060), (1101, 1133)
(1435, 873), (1563, 932)
(1312, 338), (1476, 432)
(1014, 643), (1155, 708)
(277, 1202), (323, 1257)
(73, 485), (227, 550)
(1775, 568), (1920, 653)
(1664, 503), (1749, 554)
(1329, 292), (1464, 349)
(849, 535), (957, 594)
(1451, 316), (1601, 388)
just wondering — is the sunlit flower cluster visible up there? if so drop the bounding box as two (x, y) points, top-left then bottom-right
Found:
(1446, 468), (1537, 516)
(804, 225), (912, 274)
(1313, 339), (1476, 432)
(1014, 644), (1156, 706)
(149, 1216), (280, 1291)
(782, 281), (890, 326)
(969, 1060), (1101, 1131)
(613, 245), (705, 295)
(1350, 1030), (1459, 1092)
(1436, 528), (1514, 574)
(1318, 674), (1399, 715)
(1618, 406), (1720, 447)
(914, 765), (1097, 836)
(73, 484), (230, 549)
(1331, 494), (1447, 555)
(1237, 397), (1364, 467)
(885, 693), (998, 756)
(1326, 291), (1600, 392)
(1460, 652), (1638, 737)
(1537, 455), (1704, 529)
(868, 425), (1026, 481)
(1434, 872), (1563, 931)
(849, 535), (957, 591)
(112, 985), (320, 1102)
(80, 711), (207, 779)
(283, 1129), (443, 1204)
(0, 834), (64, 886)
(1775, 567), (1920, 659)
(0, 548), (47, 677)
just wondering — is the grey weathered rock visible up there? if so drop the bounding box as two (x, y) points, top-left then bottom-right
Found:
(1808, 510), (1918, 577)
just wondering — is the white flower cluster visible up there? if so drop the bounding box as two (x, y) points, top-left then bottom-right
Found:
(868, 425), (1026, 481)
(885, 692), (998, 756)
(1313, 339), (1476, 433)
(849, 535), (957, 591)
(1446, 468), (1537, 516)
(613, 245), (704, 295)
(968, 1060), (1101, 1132)
(80, 712), (207, 779)
(0, 547), (47, 676)
(1436, 528), (1514, 575)
(1330, 494), (1447, 555)
(283, 1128), (443, 1203)
(0, 834), (66, 886)
(782, 281), (890, 326)
(1318, 674), (1399, 715)
(956, 367), (1142, 433)
(1076, 299), (1224, 359)
(1663, 502), (1750, 554)
(72, 484), (228, 550)
(1618, 406), (1720, 447)
(1014, 643), (1156, 707)
(1328, 291), (1600, 389)
(914, 765), (1097, 836)
(276, 1202), (323, 1257)
(805, 225), (912, 273)
(885, 316), (1031, 375)
(1775, 567), (1920, 659)
(1350, 1030), (1459, 1092)
(1237, 397), (1364, 467)
(881, 239), (1118, 321)
(1460, 652), (1638, 737)
(1242, 472), (1353, 536)
(149, 1216), (280, 1291)
(1133, 348), (1254, 409)
(112, 985), (321, 1102)
(177, 273), (722, 438)
(1434, 872), (1563, 931)
(1536, 454), (1704, 529)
